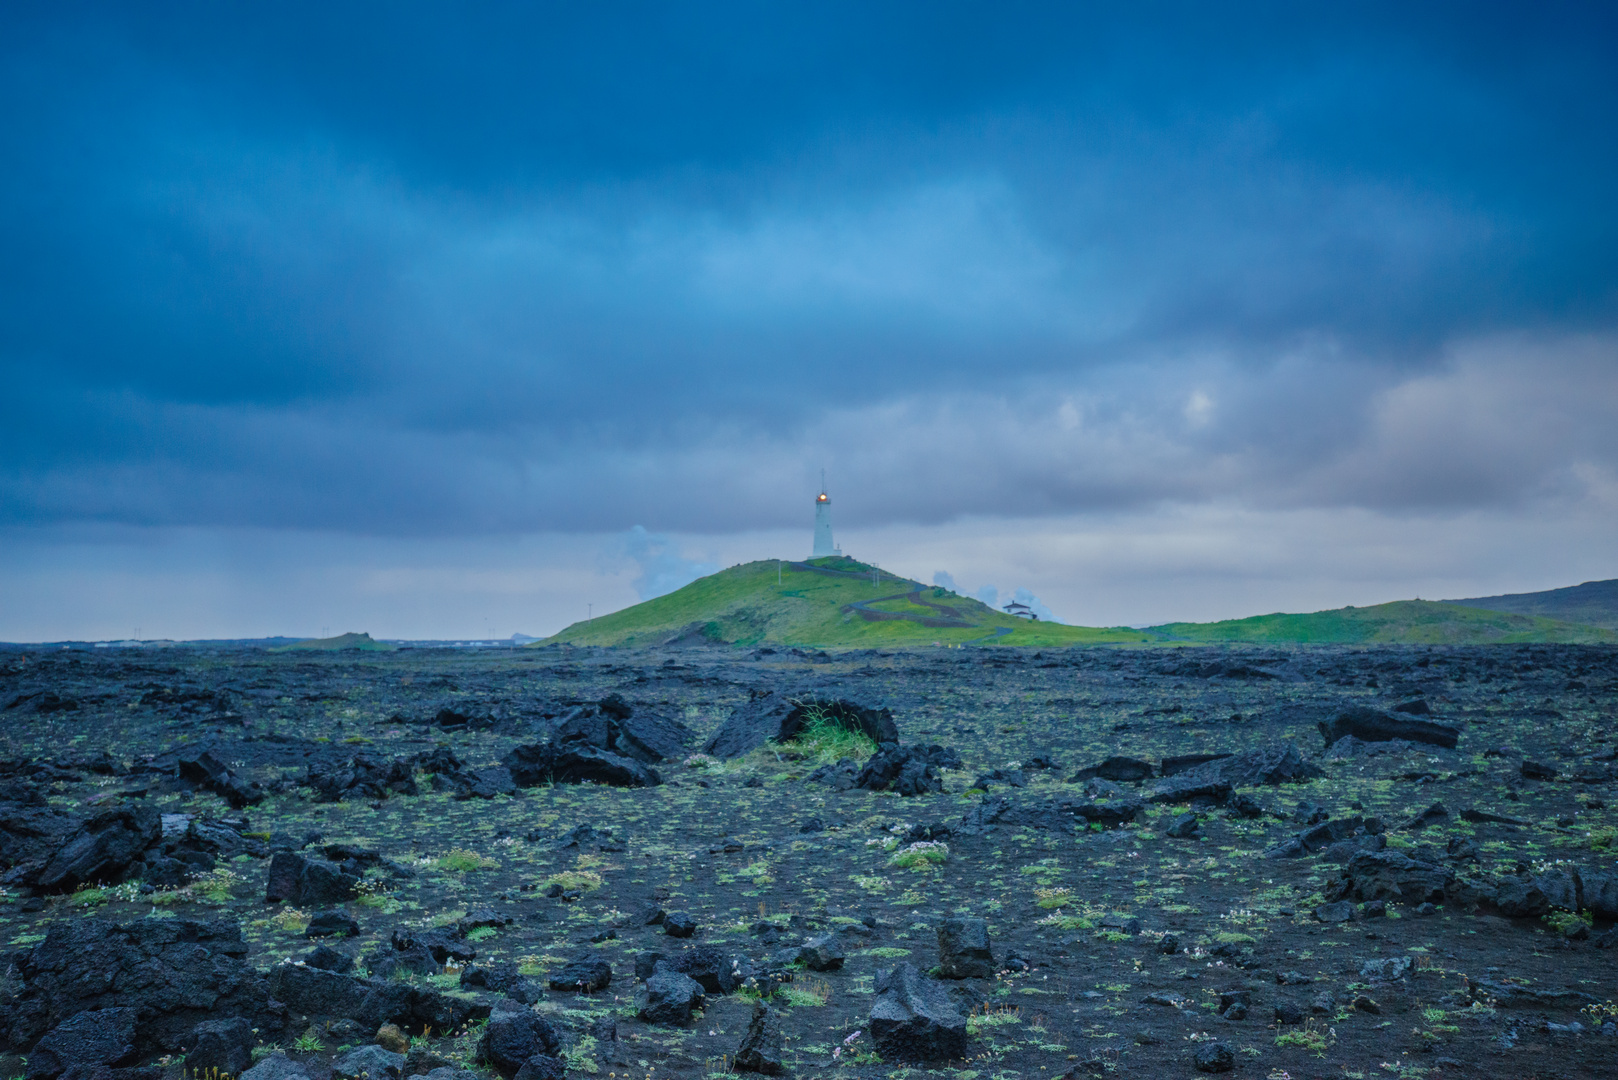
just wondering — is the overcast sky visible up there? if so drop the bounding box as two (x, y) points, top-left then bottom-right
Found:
(3, 3), (1616, 641)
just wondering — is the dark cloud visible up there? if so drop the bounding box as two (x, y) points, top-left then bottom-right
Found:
(2, 2), (1616, 541)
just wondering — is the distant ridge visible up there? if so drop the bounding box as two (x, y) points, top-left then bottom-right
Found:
(1444, 578), (1618, 631)
(271, 631), (397, 652)
(1147, 599), (1617, 645)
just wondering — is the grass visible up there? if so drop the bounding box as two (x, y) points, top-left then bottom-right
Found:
(272, 907), (311, 933)
(966, 1005), (1022, 1036)
(778, 977), (832, 1007)
(539, 870), (605, 892)
(888, 841), (949, 869)
(69, 884), (110, 908)
(1274, 1018), (1332, 1054)
(438, 848), (498, 872)
(355, 880), (402, 913)
(792, 708), (879, 765)
(150, 869), (239, 906)
(1544, 910), (1592, 934)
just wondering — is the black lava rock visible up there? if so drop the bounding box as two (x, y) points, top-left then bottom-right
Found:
(732, 1002), (785, 1075)
(1193, 1041), (1235, 1072)
(8, 918), (282, 1057)
(936, 917), (994, 979)
(635, 972), (704, 1025)
(547, 957), (612, 993)
(1165, 812), (1201, 839)
(477, 1010), (562, 1077)
(305, 911), (361, 938)
(25, 1008), (138, 1080)
(186, 1017), (254, 1079)
(663, 912), (698, 938)
(1318, 706), (1460, 749)
(34, 805), (160, 893)
(868, 963), (967, 1063)
(1071, 756), (1154, 783)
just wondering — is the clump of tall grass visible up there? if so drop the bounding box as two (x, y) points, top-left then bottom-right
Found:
(789, 702), (878, 765)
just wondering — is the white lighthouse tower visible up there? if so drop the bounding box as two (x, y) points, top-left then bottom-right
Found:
(811, 474), (840, 558)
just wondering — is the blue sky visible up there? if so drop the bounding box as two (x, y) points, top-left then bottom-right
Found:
(3, 3), (1616, 639)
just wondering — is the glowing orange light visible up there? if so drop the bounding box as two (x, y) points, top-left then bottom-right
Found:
(817, 494), (828, 501)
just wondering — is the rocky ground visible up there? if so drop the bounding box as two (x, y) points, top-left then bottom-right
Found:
(0, 641), (1615, 1080)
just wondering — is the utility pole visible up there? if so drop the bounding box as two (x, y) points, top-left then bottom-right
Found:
(778, 561), (782, 585)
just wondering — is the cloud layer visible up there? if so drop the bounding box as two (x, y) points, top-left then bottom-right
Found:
(1, 4), (1615, 636)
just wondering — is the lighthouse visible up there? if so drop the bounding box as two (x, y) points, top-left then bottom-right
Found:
(811, 480), (840, 558)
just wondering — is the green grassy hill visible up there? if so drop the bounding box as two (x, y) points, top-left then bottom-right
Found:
(1444, 578), (1618, 630)
(541, 557), (1149, 648)
(271, 631), (397, 652)
(1146, 599), (1618, 645)
(540, 560), (1618, 650)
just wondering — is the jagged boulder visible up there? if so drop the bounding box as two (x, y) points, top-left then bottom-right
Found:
(477, 1011), (562, 1078)
(1327, 851), (1452, 905)
(854, 744), (962, 795)
(636, 972), (705, 1025)
(186, 1017), (254, 1078)
(239, 1053), (311, 1080)
(550, 697), (694, 764)
(1160, 753), (1233, 777)
(1264, 815), (1376, 858)
(732, 1003), (785, 1075)
(175, 751), (262, 809)
(429, 767), (518, 800)
(701, 692), (899, 759)
(959, 795), (1142, 834)
(1070, 756), (1154, 783)
(1583, 872), (1618, 918)
(547, 957), (612, 993)
(502, 743), (661, 788)
(1318, 706), (1460, 750)
(654, 944), (749, 994)
(333, 1046), (404, 1080)
(458, 962), (542, 1005)
(868, 964), (966, 1063)
(306, 755), (418, 802)
(24, 1008), (138, 1080)
(1145, 742), (1320, 803)
(1493, 878), (1551, 918)
(3, 918), (283, 1057)
(264, 852), (359, 906)
(936, 918), (994, 979)
(267, 964), (488, 1033)
(33, 805), (160, 893)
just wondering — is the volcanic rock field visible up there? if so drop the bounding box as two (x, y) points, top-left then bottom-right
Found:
(1, 642), (1616, 1080)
